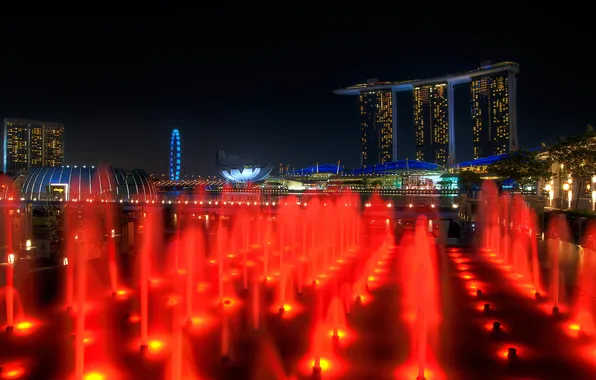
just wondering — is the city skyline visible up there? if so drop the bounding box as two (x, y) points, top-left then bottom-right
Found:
(0, 5), (592, 175)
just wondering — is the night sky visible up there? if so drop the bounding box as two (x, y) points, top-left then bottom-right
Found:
(0, 5), (592, 177)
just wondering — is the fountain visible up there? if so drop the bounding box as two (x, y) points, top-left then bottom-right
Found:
(2, 186), (596, 380)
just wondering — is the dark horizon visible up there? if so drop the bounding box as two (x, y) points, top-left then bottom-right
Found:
(0, 5), (592, 176)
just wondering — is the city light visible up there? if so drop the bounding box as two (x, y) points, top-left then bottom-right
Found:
(169, 129), (181, 181)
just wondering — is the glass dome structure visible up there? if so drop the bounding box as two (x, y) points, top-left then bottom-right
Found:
(216, 150), (272, 183)
(20, 165), (156, 202)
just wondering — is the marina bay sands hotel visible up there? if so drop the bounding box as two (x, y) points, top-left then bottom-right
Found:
(334, 61), (520, 168)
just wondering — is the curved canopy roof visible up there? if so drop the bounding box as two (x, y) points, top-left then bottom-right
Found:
(351, 160), (444, 175)
(20, 165), (156, 201)
(454, 148), (542, 168)
(216, 150), (272, 183)
(287, 164), (343, 175)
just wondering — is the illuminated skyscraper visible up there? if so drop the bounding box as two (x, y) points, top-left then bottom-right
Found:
(3, 118), (65, 173)
(471, 67), (519, 159)
(413, 84), (450, 166)
(335, 61), (519, 166)
(359, 82), (394, 167)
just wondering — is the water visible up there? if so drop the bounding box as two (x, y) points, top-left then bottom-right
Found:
(3, 182), (596, 379)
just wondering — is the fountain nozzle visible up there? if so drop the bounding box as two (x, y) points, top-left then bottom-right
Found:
(312, 365), (322, 377)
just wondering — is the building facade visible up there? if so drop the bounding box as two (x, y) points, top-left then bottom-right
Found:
(413, 84), (450, 166)
(335, 61), (519, 166)
(470, 69), (518, 159)
(3, 118), (65, 173)
(359, 85), (394, 167)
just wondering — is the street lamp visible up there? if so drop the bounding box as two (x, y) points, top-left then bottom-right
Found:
(563, 183), (571, 209)
(545, 184), (553, 207)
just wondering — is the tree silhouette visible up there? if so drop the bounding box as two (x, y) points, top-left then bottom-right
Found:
(489, 148), (552, 191)
(458, 170), (481, 197)
(549, 126), (596, 209)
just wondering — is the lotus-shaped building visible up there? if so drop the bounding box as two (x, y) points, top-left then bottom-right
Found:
(216, 150), (272, 183)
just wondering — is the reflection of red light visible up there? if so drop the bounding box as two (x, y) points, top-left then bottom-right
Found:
(129, 314), (141, 323)
(196, 282), (209, 292)
(565, 323), (581, 337)
(394, 363), (445, 380)
(165, 295), (180, 306)
(328, 329), (348, 339)
(84, 372), (105, 380)
(221, 298), (240, 309)
(476, 302), (492, 312)
(1, 366), (25, 379)
(498, 345), (519, 359)
(13, 320), (37, 336)
(356, 294), (372, 305)
(15, 321), (32, 331)
(312, 358), (331, 371)
(115, 288), (130, 300)
(270, 303), (300, 318)
(484, 321), (505, 332)
(148, 339), (164, 353)
(190, 316), (204, 325)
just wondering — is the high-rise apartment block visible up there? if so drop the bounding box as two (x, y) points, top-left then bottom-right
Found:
(3, 118), (65, 173)
(413, 84), (450, 166)
(471, 70), (518, 159)
(359, 84), (394, 167)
